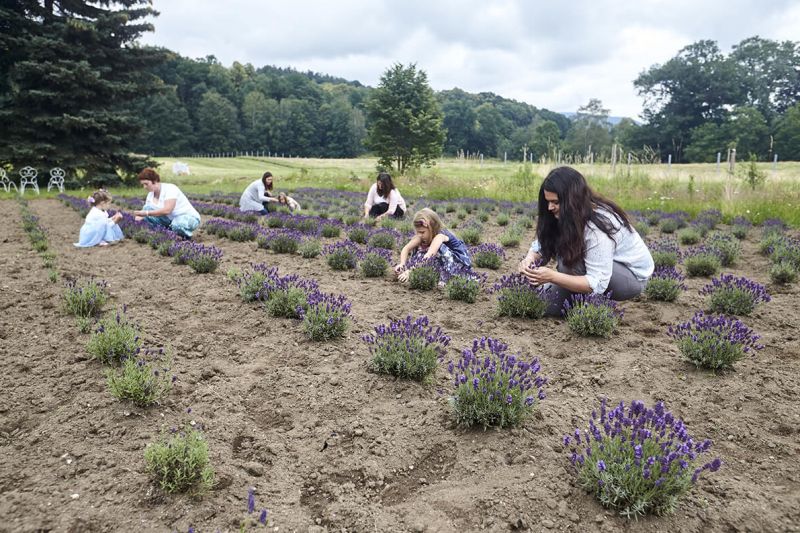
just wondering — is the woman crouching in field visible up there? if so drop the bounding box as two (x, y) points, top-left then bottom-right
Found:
(517, 166), (654, 315)
(394, 208), (472, 284)
(364, 172), (406, 221)
(133, 168), (201, 239)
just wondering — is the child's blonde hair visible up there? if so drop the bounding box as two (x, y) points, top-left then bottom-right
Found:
(88, 189), (112, 206)
(413, 208), (443, 236)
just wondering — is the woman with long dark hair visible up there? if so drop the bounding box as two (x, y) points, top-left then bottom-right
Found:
(363, 172), (406, 220)
(239, 171), (278, 214)
(517, 166), (654, 315)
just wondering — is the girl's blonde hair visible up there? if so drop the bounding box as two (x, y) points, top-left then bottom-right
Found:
(413, 208), (443, 236)
(89, 189), (112, 206)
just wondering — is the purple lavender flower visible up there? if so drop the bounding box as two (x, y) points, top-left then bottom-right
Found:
(699, 274), (770, 316)
(259, 509), (268, 525)
(248, 487), (255, 514)
(668, 311), (763, 370)
(363, 315), (451, 380)
(562, 292), (623, 338)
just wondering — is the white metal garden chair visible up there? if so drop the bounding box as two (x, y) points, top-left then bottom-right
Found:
(48, 167), (65, 192)
(0, 168), (17, 193)
(19, 166), (39, 195)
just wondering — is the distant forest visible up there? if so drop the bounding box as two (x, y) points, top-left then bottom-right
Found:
(131, 36), (800, 163)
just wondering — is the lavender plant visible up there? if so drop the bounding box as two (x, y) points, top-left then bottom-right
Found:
(645, 267), (687, 302)
(86, 307), (142, 364)
(659, 217), (679, 234)
(407, 257), (440, 291)
(563, 399), (721, 518)
(321, 222), (342, 238)
(668, 311), (763, 370)
(447, 337), (547, 428)
(700, 274), (771, 316)
(707, 233), (741, 267)
(649, 238), (681, 268)
(499, 228), (522, 247)
(682, 245), (721, 277)
(299, 239), (322, 258)
(770, 261), (797, 284)
(234, 264), (278, 302)
(496, 213), (510, 226)
(769, 238), (800, 270)
(298, 292), (351, 341)
(491, 273), (552, 319)
(445, 274), (482, 303)
(360, 252), (389, 278)
(347, 226), (370, 244)
(106, 348), (173, 406)
(267, 231), (304, 254)
(367, 230), (398, 250)
(364, 315), (450, 381)
(324, 241), (359, 270)
(63, 278), (109, 318)
(730, 216), (751, 240)
(227, 223), (259, 242)
(459, 224), (483, 246)
(471, 243), (506, 270)
(677, 227), (701, 245)
(261, 273), (318, 319)
(179, 242), (223, 273)
(563, 293), (623, 338)
(144, 428), (214, 494)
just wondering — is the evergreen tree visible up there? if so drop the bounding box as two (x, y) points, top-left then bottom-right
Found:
(196, 90), (241, 153)
(366, 63), (444, 174)
(0, 0), (165, 183)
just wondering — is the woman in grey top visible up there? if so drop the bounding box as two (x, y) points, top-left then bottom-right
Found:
(239, 171), (278, 213)
(518, 166), (654, 316)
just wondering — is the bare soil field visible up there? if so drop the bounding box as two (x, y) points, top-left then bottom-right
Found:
(1, 199), (798, 532)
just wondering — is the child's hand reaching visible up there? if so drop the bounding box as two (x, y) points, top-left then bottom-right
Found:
(111, 212), (123, 223)
(398, 269), (410, 283)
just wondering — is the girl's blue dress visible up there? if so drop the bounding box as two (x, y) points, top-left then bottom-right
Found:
(74, 207), (124, 247)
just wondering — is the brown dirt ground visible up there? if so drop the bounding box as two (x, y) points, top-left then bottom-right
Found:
(1, 198), (799, 533)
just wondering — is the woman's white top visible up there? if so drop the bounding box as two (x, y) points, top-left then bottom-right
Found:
(146, 183), (200, 221)
(364, 183), (406, 214)
(240, 179), (271, 212)
(529, 208), (654, 294)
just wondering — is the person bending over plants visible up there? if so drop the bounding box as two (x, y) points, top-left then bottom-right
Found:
(364, 172), (406, 221)
(517, 166), (654, 316)
(395, 208), (472, 284)
(133, 168), (201, 239)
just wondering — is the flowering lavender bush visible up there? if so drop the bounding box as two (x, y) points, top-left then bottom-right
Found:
(649, 238), (681, 268)
(234, 264), (278, 302)
(265, 230), (304, 254)
(106, 348), (173, 407)
(499, 227), (522, 247)
(447, 337), (547, 428)
(299, 292), (351, 341)
(471, 243), (506, 269)
(347, 226), (370, 244)
(445, 275), (482, 303)
(659, 217), (679, 234)
(175, 242), (223, 273)
(406, 257), (440, 291)
(758, 232), (788, 256)
(228, 223), (259, 242)
(459, 224), (483, 246)
(360, 252), (389, 278)
(700, 274), (771, 316)
(707, 232), (741, 267)
(491, 273), (552, 319)
(682, 245), (721, 277)
(677, 227), (701, 245)
(324, 240), (360, 270)
(367, 229), (398, 250)
(321, 222), (342, 238)
(761, 218), (786, 238)
(86, 307), (142, 364)
(145, 428), (214, 494)
(563, 293), (623, 338)
(63, 278), (109, 318)
(633, 221), (649, 238)
(769, 238), (800, 270)
(730, 216), (751, 240)
(645, 267), (687, 302)
(770, 261), (798, 285)
(259, 272), (318, 319)
(364, 315), (450, 381)
(668, 311), (763, 370)
(299, 238), (321, 258)
(563, 399), (721, 518)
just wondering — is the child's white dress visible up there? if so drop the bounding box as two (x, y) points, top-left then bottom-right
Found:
(74, 207), (124, 247)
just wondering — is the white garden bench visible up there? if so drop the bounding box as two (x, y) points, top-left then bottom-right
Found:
(48, 167), (65, 192)
(19, 166), (39, 195)
(0, 168), (17, 193)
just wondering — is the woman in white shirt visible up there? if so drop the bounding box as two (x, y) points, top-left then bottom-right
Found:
(133, 168), (201, 238)
(363, 172), (406, 220)
(239, 172), (278, 213)
(517, 166), (654, 316)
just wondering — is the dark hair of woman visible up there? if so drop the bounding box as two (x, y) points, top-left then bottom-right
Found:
(376, 172), (395, 199)
(536, 166), (632, 269)
(261, 171), (273, 191)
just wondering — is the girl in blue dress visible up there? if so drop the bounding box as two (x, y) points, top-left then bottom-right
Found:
(74, 190), (124, 247)
(395, 208), (472, 283)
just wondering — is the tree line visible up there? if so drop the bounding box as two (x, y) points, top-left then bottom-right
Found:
(1, 1), (799, 184)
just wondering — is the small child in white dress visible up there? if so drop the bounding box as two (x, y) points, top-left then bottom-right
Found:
(74, 190), (124, 247)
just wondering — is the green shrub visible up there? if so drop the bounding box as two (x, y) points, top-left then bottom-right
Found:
(707, 233), (741, 267)
(266, 287), (308, 319)
(367, 232), (396, 250)
(228, 225), (257, 242)
(299, 239), (321, 258)
(496, 213), (510, 226)
(144, 429), (214, 494)
(86, 309), (142, 364)
(409, 265), (439, 291)
(499, 230), (521, 248)
(63, 278), (108, 318)
(770, 261), (797, 284)
(445, 275), (481, 303)
(563, 294), (622, 338)
(677, 228), (701, 245)
(459, 226), (482, 246)
(360, 253), (388, 278)
(683, 252), (721, 277)
(269, 234), (300, 254)
(321, 223), (341, 238)
(659, 218), (679, 234)
(347, 227), (369, 244)
(106, 350), (172, 406)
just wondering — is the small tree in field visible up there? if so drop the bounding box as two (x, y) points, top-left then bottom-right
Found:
(366, 63), (445, 174)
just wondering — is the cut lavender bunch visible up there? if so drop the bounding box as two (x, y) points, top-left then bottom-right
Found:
(471, 243), (506, 270)
(490, 273), (553, 319)
(667, 311), (763, 370)
(645, 266), (687, 302)
(700, 274), (770, 316)
(298, 291), (351, 341)
(563, 399), (721, 518)
(363, 315), (451, 381)
(562, 292), (623, 338)
(447, 337), (547, 428)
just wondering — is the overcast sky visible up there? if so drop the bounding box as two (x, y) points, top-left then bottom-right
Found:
(140, 0), (800, 118)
